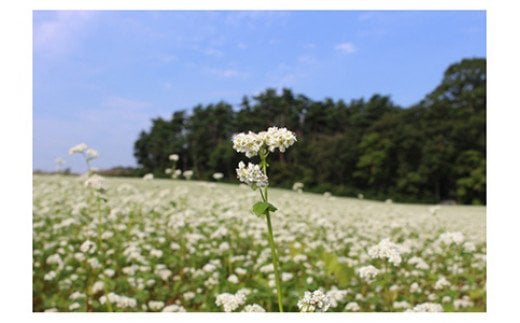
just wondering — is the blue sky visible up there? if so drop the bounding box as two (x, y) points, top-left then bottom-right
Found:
(33, 10), (486, 173)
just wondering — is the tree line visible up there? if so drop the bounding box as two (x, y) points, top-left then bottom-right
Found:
(133, 58), (486, 204)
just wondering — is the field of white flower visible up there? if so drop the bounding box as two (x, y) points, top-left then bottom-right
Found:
(33, 174), (486, 312)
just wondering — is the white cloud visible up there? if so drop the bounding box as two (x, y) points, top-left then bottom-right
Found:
(335, 42), (357, 54)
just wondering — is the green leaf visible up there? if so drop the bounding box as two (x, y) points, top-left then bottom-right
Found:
(252, 201), (277, 217)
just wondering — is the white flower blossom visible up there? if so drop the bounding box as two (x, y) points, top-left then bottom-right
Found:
(297, 290), (331, 312)
(84, 174), (107, 192)
(213, 172), (224, 180)
(215, 292), (246, 312)
(80, 240), (97, 254)
(265, 127), (297, 153)
(68, 143), (88, 155)
(148, 301), (165, 311)
(86, 148), (98, 160)
(242, 304), (266, 312)
(183, 170), (194, 180)
(232, 127), (297, 157)
(236, 161), (268, 189)
(162, 304), (186, 312)
(406, 302), (443, 312)
(357, 265), (380, 282)
(169, 154), (179, 161)
(345, 301), (360, 312)
(368, 238), (402, 266)
(143, 173), (154, 180)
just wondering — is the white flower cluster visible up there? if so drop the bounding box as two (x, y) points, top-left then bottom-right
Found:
(84, 174), (107, 192)
(236, 161), (268, 189)
(345, 301), (360, 311)
(143, 173), (154, 180)
(232, 126), (297, 158)
(162, 304), (186, 312)
(368, 238), (402, 266)
(213, 172), (224, 180)
(68, 143), (98, 161)
(183, 170), (194, 180)
(434, 276), (451, 290)
(99, 292), (137, 309)
(292, 182), (304, 193)
(436, 231), (465, 246)
(357, 265), (380, 282)
(80, 240), (96, 254)
(68, 143), (88, 155)
(169, 154), (179, 161)
(215, 292), (247, 312)
(86, 148), (98, 160)
(242, 304), (266, 312)
(406, 302), (443, 312)
(148, 300), (165, 311)
(297, 290), (331, 312)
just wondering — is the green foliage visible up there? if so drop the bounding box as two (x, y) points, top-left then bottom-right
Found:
(252, 201), (278, 217)
(133, 58), (486, 204)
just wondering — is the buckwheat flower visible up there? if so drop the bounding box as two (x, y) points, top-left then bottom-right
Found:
(292, 182), (304, 192)
(148, 301), (165, 311)
(242, 304), (266, 312)
(453, 296), (474, 310)
(165, 168), (172, 174)
(281, 272), (293, 282)
(183, 292), (195, 301)
(393, 301), (411, 310)
(368, 238), (402, 266)
(434, 276), (451, 290)
(406, 302), (443, 312)
(84, 174), (107, 192)
(92, 281), (104, 294)
(437, 231), (465, 246)
(173, 169), (182, 178)
(236, 161), (268, 189)
(69, 292), (85, 300)
(235, 267), (247, 276)
(80, 240), (96, 254)
(297, 290), (331, 312)
(169, 154), (179, 161)
(44, 308), (58, 312)
(232, 131), (263, 158)
(215, 292), (246, 312)
(410, 282), (422, 293)
(162, 304), (186, 312)
(265, 127), (297, 153)
(326, 287), (348, 308)
(86, 148), (98, 160)
(213, 172), (224, 180)
(69, 302), (81, 311)
(227, 274), (239, 284)
(357, 265), (380, 282)
(104, 269), (115, 277)
(68, 143), (88, 155)
(345, 301), (360, 312)
(143, 173), (154, 180)
(183, 170), (193, 180)
(44, 271), (56, 281)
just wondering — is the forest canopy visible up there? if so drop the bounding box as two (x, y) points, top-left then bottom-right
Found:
(133, 58), (486, 205)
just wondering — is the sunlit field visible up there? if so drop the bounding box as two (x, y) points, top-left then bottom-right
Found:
(33, 174), (486, 312)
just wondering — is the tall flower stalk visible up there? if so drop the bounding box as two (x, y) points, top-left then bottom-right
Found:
(232, 127), (297, 312)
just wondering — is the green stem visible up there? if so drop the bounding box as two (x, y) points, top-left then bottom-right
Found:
(259, 149), (283, 312)
(266, 211), (284, 312)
